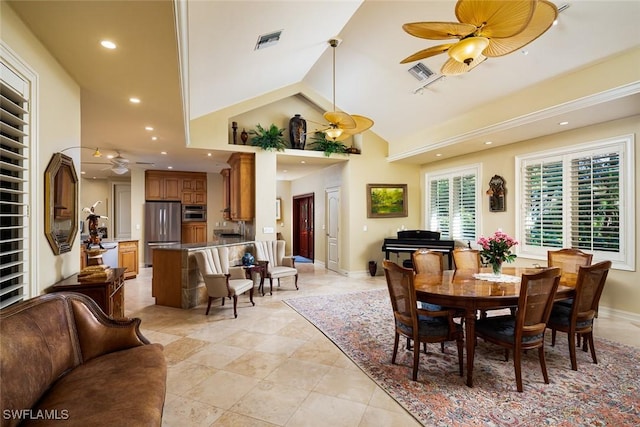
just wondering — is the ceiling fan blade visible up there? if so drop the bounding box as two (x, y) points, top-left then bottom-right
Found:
(483, 0), (557, 57)
(456, 0), (535, 39)
(402, 22), (476, 40)
(400, 44), (454, 64)
(440, 55), (486, 76)
(323, 111), (356, 129)
(342, 115), (374, 135)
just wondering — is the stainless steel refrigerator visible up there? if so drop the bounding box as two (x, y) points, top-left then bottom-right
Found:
(144, 201), (181, 266)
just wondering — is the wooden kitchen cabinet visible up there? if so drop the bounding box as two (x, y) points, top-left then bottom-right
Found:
(145, 171), (180, 201)
(181, 174), (207, 205)
(220, 168), (231, 221)
(182, 222), (207, 244)
(227, 152), (255, 221)
(118, 240), (139, 279)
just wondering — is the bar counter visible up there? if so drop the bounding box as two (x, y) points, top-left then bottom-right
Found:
(151, 239), (254, 309)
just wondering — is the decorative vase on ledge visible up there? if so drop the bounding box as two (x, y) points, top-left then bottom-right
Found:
(289, 114), (307, 149)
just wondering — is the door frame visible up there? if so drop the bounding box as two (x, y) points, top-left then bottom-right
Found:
(292, 193), (314, 261)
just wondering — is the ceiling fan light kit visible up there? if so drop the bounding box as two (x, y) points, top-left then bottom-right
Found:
(111, 165), (128, 175)
(401, 0), (558, 76)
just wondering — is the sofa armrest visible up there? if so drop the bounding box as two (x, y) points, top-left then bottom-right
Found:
(282, 256), (296, 268)
(69, 294), (153, 363)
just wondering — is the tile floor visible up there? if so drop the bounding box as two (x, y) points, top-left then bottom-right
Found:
(124, 263), (639, 427)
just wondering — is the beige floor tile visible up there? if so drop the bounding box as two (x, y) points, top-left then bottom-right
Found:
(163, 337), (211, 365)
(286, 391), (367, 427)
(166, 360), (218, 396)
(253, 334), (306, 357)
(184, 370), (259, 410)
(210, 411), (279, 427)
(162, 394), (223, 427)
(291, 337), (344, 366)
(313, 366), (377, 404)
(358, 405), (422, 427)
(184, 343), (248, 370)
(366, 387), (406, 414)
(230, 381), (310, 425)
(224, 351), (288, 379)
(265, 359), (331, 391)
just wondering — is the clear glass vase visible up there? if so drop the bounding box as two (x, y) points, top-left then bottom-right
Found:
(491, 260), (503, 276)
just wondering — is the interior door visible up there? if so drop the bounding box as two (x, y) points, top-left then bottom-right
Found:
(293, 194), (314, 260)
(326, 187), (340, 273)
(113, 183), (131, 239)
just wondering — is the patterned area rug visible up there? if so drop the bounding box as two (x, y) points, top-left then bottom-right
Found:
(285, 289), (640, 426)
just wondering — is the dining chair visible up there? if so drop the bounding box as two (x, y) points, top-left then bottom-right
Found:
(547, 248), (593, 286)
(452, 248), (481, 274)
(382, 259), (464, 381)
(547, 260), (612, 371)
(474, 267), (561, 392)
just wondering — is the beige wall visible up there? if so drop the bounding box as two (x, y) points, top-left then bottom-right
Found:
(419, 115), (640, 317)
(3, 2), (82, 294)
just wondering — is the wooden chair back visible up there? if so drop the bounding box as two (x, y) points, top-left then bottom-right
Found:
(411, 249), (443, 275)
(517, 267), (562, 343)
(453, 248), (481, 274)
(547, 249), (593, 285)
(573, 260), (611, 320)
(382, 259), (417, 332)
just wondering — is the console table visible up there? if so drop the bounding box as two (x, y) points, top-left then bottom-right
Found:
(48, 267), (126, 318)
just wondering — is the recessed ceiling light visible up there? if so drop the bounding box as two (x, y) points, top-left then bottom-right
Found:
(207, 153), (212, 157)
(484, 141), (493, 145)
(81, 171), (86, 174)
(283, 169), (288, 173)
(100, 40), (116, 49)
(145, 126), (154, 131)
(107, 154), (114, 159)
(129, 97), (141, 104)
(436, 153), (442, 157)
(151, 136), (158, 141)
(167, 166), (173, 169)
(161, 151), (167, 155)
(300, 161), (306, 164)
(559, 121), (569, 126)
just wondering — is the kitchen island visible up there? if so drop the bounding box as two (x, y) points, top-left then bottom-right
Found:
(151, 238), (255, 309)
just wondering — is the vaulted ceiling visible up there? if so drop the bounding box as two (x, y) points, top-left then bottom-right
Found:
(8, 0), (640, 179)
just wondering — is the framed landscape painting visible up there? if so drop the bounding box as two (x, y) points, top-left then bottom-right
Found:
(367, 184), (408, 218)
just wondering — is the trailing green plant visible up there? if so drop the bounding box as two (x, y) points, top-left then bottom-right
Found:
(308, 132), (348, 157)
(250, 124), (287, 151)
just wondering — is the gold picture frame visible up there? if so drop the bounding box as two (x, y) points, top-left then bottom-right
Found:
(367, 184), (408, 218)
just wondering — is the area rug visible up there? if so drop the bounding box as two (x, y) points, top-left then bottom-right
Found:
(285, 289), (640, 426)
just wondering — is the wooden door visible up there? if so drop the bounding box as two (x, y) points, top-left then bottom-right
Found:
(293, 194), (314, 260)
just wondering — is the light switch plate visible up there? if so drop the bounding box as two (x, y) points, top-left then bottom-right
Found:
(263, 227), (275, 233)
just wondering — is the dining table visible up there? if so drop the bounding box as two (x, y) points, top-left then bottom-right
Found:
(413, 266), (575, 387)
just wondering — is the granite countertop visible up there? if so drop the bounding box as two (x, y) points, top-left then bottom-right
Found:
(153, 237), (252, 251)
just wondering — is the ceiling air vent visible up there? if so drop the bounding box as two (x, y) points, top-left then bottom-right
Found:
(408, 62), (434, 81)
(255, 30), (283, 50)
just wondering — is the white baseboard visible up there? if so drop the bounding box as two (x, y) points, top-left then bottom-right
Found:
(597, 306), (640, 323)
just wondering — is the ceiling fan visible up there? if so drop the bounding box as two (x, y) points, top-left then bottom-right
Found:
(85, 151), (154, 175)
(400, 0), (558, 76)
(317, 38), (374, 141)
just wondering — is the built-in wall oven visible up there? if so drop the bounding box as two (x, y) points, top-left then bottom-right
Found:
(182, 205), (207, 222)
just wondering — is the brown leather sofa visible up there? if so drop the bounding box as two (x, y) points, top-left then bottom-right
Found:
(0, 292), (166, 427)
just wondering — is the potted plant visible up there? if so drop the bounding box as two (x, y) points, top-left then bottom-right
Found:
(308, 132), (348, 157)
(249, 124), (287, 151)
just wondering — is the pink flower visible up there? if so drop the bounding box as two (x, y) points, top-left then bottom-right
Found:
(477, 229), (518, 265)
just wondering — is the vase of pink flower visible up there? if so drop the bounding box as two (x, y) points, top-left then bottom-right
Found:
(477, 229), (518, 276)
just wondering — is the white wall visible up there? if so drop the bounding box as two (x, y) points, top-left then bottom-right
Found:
(3, 2), (82, 293)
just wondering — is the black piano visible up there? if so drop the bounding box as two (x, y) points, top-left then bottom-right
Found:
(381, 230), (455, 268)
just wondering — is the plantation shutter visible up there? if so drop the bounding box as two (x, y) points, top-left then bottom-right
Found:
(429, 178), (450, 237)
(0, 62), (30, 308)
(570, 151), (620, 252)
(523, 160), (564, 248)
(452, 174), (476, 241)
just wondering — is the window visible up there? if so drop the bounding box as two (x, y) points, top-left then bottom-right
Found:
(516, 136), (634, 270)
(426, 165), (479, 242)
(1, 50), (34, 308)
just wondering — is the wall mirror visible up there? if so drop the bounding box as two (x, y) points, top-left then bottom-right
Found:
(45, 152), (79, 254)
